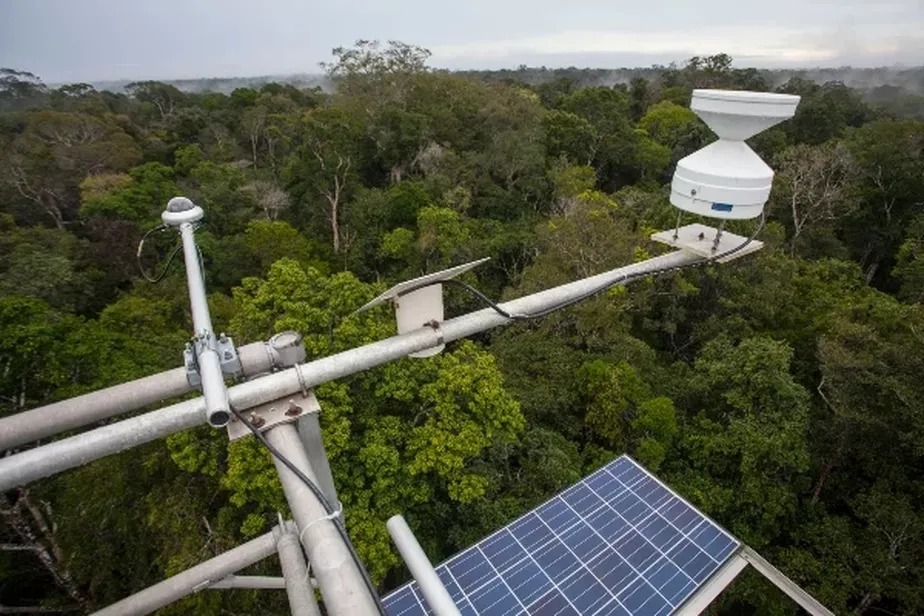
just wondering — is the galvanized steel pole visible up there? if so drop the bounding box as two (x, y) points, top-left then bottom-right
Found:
(0, 342), (274, 452)
(176, 218), (230, 428)
(206, 575), (287, 590)
(265, 424), (380, 616)
(0, 249), (702, 491)
(275, 521), (322, 616)
(0, 367), (190, 452)
(387, 515), (460, 616)
(91, 528), (278, 616)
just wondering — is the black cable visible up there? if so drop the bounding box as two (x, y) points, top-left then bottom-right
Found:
(228, 406), (388, 616)
(137, 224), (182, 283)
(401, 213), (767, 322)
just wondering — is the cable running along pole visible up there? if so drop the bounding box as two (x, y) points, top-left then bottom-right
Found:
(0, 250), (709, 492)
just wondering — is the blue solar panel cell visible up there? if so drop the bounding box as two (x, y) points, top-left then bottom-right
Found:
(503, 559), (552, 606)
(468, 577), (520, 615)
(385, 585), (419, 616)
(616, 577), (670, 616)
(594, 599), (633, 616)
(509, 514), (553, 552)
(481, 531), (526, 574)
(529, 589), (580, 616)
(562, 567), (612, 614)
(382, 455), (739, 616)
(536, 498), (580, 534)
(587, 550), (636, 591)
(560, 520), (607, 561)
(448, 550), (494, 593)
(615, 530), (661, 572)
(532, 533), (582, 581)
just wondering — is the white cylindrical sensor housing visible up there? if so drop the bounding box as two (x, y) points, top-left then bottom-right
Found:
(670, 89), (800, 220)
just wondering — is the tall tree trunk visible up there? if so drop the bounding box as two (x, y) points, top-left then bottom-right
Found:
(855, 591), (873, 614)
(328, 192), (340, 254)
(811, 457), (836, 505)
(0, 491), (86, 607)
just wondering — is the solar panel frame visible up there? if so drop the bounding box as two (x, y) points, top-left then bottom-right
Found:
(383, 455), (739, 616)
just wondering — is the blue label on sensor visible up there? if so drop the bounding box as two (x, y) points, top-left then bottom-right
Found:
(711, 203), (734, 212)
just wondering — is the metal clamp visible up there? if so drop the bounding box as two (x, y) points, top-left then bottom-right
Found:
(226, 391), (322, 442)
(425, 319), (445, 347)
(183, 331), (243, 387)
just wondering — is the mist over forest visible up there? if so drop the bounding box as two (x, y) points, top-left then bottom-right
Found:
(1, 43), (923, 615)
(84, 63), (924, 105)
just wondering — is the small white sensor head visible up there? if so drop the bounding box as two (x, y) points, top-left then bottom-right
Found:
(162, 196), (204, 226)
(670, 90), (800, 220)
(357, 258), (490, 358)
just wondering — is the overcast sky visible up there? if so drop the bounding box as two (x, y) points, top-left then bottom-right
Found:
(1, 0), (922, 83)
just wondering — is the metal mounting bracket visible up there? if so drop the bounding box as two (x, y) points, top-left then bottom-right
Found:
(184, 332), (243, 387)
(226, 390), (321, 442)
(651, 223), (763, 263)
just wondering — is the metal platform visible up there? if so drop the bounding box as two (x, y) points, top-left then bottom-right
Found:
(651, 224), (763, 264)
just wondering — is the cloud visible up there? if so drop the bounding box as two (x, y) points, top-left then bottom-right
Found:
(429, 24), (923, 69)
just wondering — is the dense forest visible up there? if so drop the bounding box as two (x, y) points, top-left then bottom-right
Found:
(1, 42), (923, 614)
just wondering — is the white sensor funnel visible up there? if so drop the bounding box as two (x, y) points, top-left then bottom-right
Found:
(671, 90), (800, 220)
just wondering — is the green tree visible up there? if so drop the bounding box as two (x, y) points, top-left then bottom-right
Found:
(560, 87), (640, 188)
(842, 119), (924, 284)
(210, 259), (524, 582)
(284, 107), (365, 253)
(2, 111), (141, 228)
(638, 100), (711, 163)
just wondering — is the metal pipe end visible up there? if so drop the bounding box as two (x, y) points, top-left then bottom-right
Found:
(208, 410), (231, 428)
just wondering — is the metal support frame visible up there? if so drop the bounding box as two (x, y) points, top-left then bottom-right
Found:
(0, 211), (831, 616)
(91, 528), (279, 616)
(275, 521), (322, 616)
(265, 423), (380, 615)
(674, 550), (748, 615)
(673, 544), (834, 616)
(387, 515), (460, 616)
(0, 249), (704, 491)
(0, 340), (275, 452)
(740, 546), (834, 616)
(206, 575), (286, 590)
(296, 395), (339, 507)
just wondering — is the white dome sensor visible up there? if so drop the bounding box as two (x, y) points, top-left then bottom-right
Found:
(670, 90), (800, 220)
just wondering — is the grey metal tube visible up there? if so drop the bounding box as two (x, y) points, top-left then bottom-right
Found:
(0, 250), (701, 491)
(0, 367), (189, 452)
(0, 341), (273, 452)
(387, 515), (460, 616)
(178, 222), (230, 428)
(265, 424), (380, 616)
(0, 397), (204, 491)
(298, 413), (339, 507)
(740, 546), (833, 616)
(275, 521), (322, 616)
(207, 575), (287, 590)
(179, 222), (213, 334)
(92, 529), (278, 616)
(231, 249), (701, 412)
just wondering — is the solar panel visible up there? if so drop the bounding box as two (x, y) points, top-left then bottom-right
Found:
(382, 455), (739, 616)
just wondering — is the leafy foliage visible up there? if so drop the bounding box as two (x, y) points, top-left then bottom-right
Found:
(1, 46), (923, 616)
